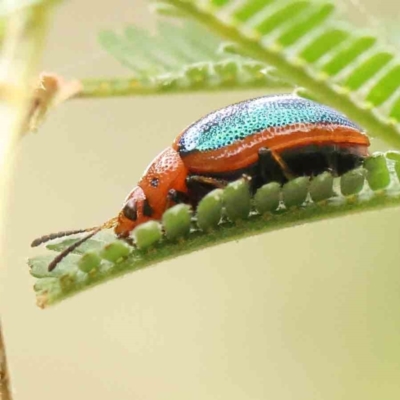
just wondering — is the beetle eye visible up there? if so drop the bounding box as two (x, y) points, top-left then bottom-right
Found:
(122, 203), (137, 221)
(142, 199), (153, 217)
(150, 177), (159, 187)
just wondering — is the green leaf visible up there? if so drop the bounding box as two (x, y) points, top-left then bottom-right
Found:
(29, 153), (400, 308)
(46, 231), (116, 253)
(153, 0), (400, 150)
(29, 253), (81, 279)
(80, 20), (291, 98)
(98, 21), (227, 75)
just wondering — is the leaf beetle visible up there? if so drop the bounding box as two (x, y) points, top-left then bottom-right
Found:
(32, 94), (370, 270)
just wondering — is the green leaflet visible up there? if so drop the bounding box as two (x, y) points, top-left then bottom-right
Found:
(98, 21), (229, 75)
(154, 0), (400, 150)
(78, 59), (292, 98)
(29, 153), (400, 308)
(80, 20), (291, 97)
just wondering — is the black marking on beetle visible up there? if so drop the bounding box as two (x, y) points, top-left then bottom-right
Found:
(122, 202), (138, 221)
(143, 199), (153, 217)
(151, 177), (159, 187)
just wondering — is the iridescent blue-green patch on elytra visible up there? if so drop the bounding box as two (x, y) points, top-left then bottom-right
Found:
(178, 94), (362, 154)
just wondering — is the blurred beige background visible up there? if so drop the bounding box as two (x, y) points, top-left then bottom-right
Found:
(2, 0), (400, 399)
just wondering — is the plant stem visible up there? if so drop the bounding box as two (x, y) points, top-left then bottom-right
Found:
(0, 3), (50, 145)
(76, 74), (291, 98)
(0, 2), (53, 397)
(0, 325), (11, 400)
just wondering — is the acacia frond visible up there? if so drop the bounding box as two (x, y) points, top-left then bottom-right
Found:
(82, 20), (292, 97)
(154, 0), (400, 150)
(78, 59), (291, 97)
(98, 21), (231, 75)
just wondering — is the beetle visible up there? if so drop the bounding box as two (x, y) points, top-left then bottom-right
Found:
(32, 94), (370, 270)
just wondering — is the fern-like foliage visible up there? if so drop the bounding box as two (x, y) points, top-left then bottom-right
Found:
(153, 0), (400, 150)
(80, 21), (291, 98)
(29, 153), (400, 307)
(99, 21), (231, 75)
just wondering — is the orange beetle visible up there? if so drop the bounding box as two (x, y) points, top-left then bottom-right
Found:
(32, 94), (370, 270)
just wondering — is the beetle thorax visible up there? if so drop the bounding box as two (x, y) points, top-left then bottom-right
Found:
(114, 147), (188, 237)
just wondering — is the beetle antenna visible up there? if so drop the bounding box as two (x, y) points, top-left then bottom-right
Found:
(47, 227), (102, 271)
(31, 217), (118, 247)
(30, 217), (118, 271)
(31, 227), (98, 247)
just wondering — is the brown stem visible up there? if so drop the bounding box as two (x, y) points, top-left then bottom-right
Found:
(0, 2), (55, 398)
(0, 324), (12, 400)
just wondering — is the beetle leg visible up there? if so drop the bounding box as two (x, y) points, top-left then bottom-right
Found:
(167, 189), (190, 204)
(186, 175), (228, 189)
(165, 189), (190, 212)
(119, 235), (136, 248)
(325, 145), (339, 176)
(258, 147), (295, 182)
(184, 176), (228, 205)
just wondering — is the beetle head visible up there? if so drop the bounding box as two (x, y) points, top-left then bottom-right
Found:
(114, 147), (188, 237)
(114, 186), (151, 236)
(32, 147), (188, 271)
